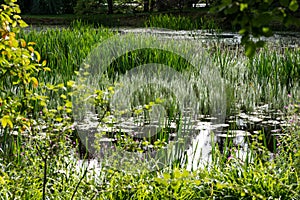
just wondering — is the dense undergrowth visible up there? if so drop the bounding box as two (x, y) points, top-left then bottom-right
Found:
(0, 1), (300, 199)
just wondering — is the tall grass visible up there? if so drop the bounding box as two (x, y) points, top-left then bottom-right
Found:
(19, 21), (114, 85)
(14, 23), (300, 122)
(145, 14), (219, 31)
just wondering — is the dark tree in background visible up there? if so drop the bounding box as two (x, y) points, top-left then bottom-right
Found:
(15, 0), (76, 14)
(144, 0), (149, 12)
(107, 0), (113, 14)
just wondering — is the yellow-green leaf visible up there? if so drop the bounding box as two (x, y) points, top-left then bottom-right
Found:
(19, 20), (28, 28)
(42, 60), (47, 67)
(65, 101), (72, 108)
(55, 118), (63, 122)
(240, 3), (248, 11)
(67, 80), (75, 87)
(34, 51), (41, 62)
(19, 39), (26, 47)
(1, 115), (13, 129)
(43, 67), (51, 72)
(40, 101), (46, 107)
(289, 0), (299, 12)
(27, 42), (36, 46)
(31, 77), (38, 88)
(28, 46), (34, 52)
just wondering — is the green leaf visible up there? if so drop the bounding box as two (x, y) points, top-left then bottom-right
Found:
(34, 51), (41, 62)
(1, 115), (13, 129)
(239, 29), (247, 34)
(240, 3), (248, 11)
(65, 101), (72, 108)
(289, 0), (299, 12)
(55, 118), (63, 122)
(67, 80), (75, 87)
(31, 77), (38, 88)
(245, 41), (256, 58)
(42, 60), (47, 67)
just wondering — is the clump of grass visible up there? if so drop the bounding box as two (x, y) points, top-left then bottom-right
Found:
(19, 21), (115, 85)
(145, 14), (218, 31)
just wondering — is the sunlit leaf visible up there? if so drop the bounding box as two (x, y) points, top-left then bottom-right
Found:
(19, 38), (26, 47)
(240, 3), (248, 11)
(42, 60), (47, 67)
(31, 77), (38, 88)
(1, 115), (13, 129)
(289, 0), (299, 12)
(65, 101), (72, 108)
(27, 46), (34, 52)
(34, 51), (41, 62)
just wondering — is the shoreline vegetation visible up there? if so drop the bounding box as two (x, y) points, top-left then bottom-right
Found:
(22, 11), (300, 32)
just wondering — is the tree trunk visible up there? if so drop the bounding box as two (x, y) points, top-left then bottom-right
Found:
(107, 0), (113, 14)
(150, 0), (155, 12)
(144, 0), (149, 12)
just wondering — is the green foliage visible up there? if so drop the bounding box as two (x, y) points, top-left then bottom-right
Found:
(146, 14), (219, 30)
(0, 0), (44, 150)
(74, 0), (107, 15)
(0, 1), (299, 199)
(17, 0), (77, 14)
(211, 0), (300, 57)
(19, 21), (114, 85)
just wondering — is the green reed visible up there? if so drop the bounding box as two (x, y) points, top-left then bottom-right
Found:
(145, 14), (219, 31)
(17, 23), (300, 118)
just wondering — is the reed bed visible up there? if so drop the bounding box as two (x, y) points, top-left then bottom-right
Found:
(14, 25), (300, 116)
(145, 14), (218, 31)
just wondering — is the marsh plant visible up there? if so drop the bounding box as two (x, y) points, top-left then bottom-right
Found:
(145, 14), (219, 31)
